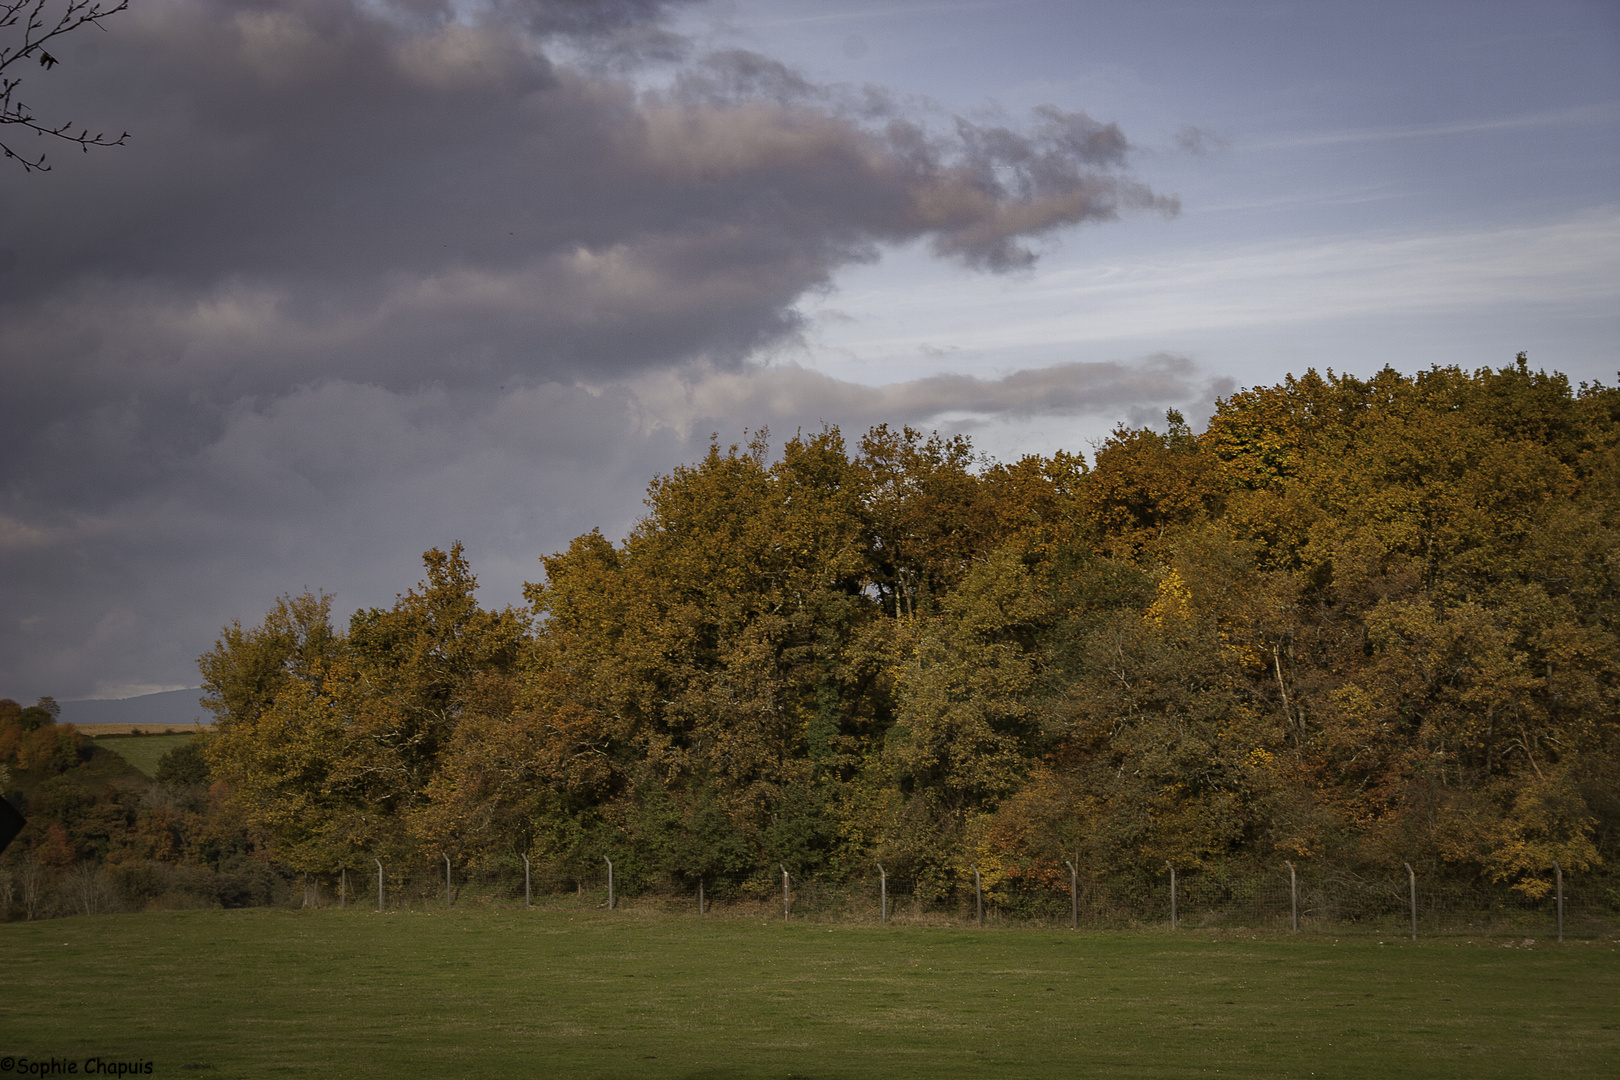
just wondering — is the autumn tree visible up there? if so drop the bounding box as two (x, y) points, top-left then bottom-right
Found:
(1204, 359), (1619, 889)
(857, 424), (991, 614)
(202, 547), (526, 874)
(527, 430), (890, 888)
(1083, 410), (1222, 562)
(873, 543), (1048, 897)
(177, 371), (1620, 905)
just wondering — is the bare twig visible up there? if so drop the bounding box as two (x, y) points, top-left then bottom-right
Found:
(0, 0), (129, 171)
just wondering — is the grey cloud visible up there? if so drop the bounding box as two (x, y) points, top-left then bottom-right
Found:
(573, 22), (693, 70)
(628, 354), (1213, 438)
(5, 6), (1174, 388)
(673, 47), (827, 106)
(1, 376), (687, 700)
(492, 0), (697, 38)
(0, 0), (1184, 701)
(937, 106), (1177, 270)
(3, 1), (1178, 502)
(891, 354), (1202, 420)
(1175, 125), (1230, 155)
(1, 353), (1211, 700)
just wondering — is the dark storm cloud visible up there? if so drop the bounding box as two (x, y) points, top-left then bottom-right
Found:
(3, 0), (1178, 504)
(0, 0), (1182, 699)
(3, 1), (1173, 392)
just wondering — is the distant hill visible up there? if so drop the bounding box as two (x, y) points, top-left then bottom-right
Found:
(59, 688), (210, 729)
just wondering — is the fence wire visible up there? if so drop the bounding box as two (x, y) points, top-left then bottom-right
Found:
(290, 860), (1619, 939)
(16, 852), (1608, 936)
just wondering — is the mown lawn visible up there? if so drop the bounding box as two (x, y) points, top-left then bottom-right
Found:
(2, 907), (1615, 1079)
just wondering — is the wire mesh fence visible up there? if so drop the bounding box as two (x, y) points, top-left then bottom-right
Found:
(1038, 869), (1620, 939)
(286, 857), (1619, 939)
(794, 870), (1618, 938)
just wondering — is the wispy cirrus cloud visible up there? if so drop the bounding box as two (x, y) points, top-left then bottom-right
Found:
(794, 207), (1620, 367)
(1247, 101), (1620, 152)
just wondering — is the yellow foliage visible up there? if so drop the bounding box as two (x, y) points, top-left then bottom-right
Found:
(1145, 567), (1192, 626)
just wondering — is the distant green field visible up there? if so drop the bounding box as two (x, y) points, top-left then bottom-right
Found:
(2, 908), (1615, 1079)
(93, 732), (195, 777)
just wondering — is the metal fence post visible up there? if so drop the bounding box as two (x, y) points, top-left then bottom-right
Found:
(972, 864), (982, 927)
(444, 853), (453, 909)
(604, 856), (614, 910)
(340, 866), (346, 910)
(1554, 861), (1563, 943)
(1286, 861), (1298, 933)
(877, 864), (887, 925)
(375, 858), (384, 913)
(1404, 862), (1417, 941)
(1064, 860), (1078, 929)
(698, 879), (705, 916)
(781, 864), (791, 923)
(1168, 864), (1177, 930)
(522, 854), (531, 909)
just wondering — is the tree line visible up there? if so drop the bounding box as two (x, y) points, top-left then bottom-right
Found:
(5, 358), (1617, 914)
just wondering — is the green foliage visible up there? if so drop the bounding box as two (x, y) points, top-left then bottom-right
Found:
(18, 704), (55, 732)
(153, 738), (210, 787)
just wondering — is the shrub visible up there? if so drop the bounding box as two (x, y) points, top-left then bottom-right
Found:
(154, 740), (210, 786)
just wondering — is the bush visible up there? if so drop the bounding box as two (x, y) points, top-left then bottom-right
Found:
(154, 740), (209, 786)
(109, 861), (168, 909)
(215, 855), (289, 908)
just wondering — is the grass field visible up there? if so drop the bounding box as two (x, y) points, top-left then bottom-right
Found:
(2, 908), (1615, 1079)
(92, 732), (197, 777)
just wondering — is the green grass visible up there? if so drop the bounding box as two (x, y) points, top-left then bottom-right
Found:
(93, 733), (195, 777)
(2, 908), (1615, 1080)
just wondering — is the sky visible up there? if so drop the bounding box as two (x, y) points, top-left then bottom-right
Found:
(1, 0), (1616, 703)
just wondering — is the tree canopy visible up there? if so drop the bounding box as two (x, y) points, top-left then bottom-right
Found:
(16, 359), (1613, 910)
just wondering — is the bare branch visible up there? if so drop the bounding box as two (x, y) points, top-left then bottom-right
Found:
(0, 0), (129, 171)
